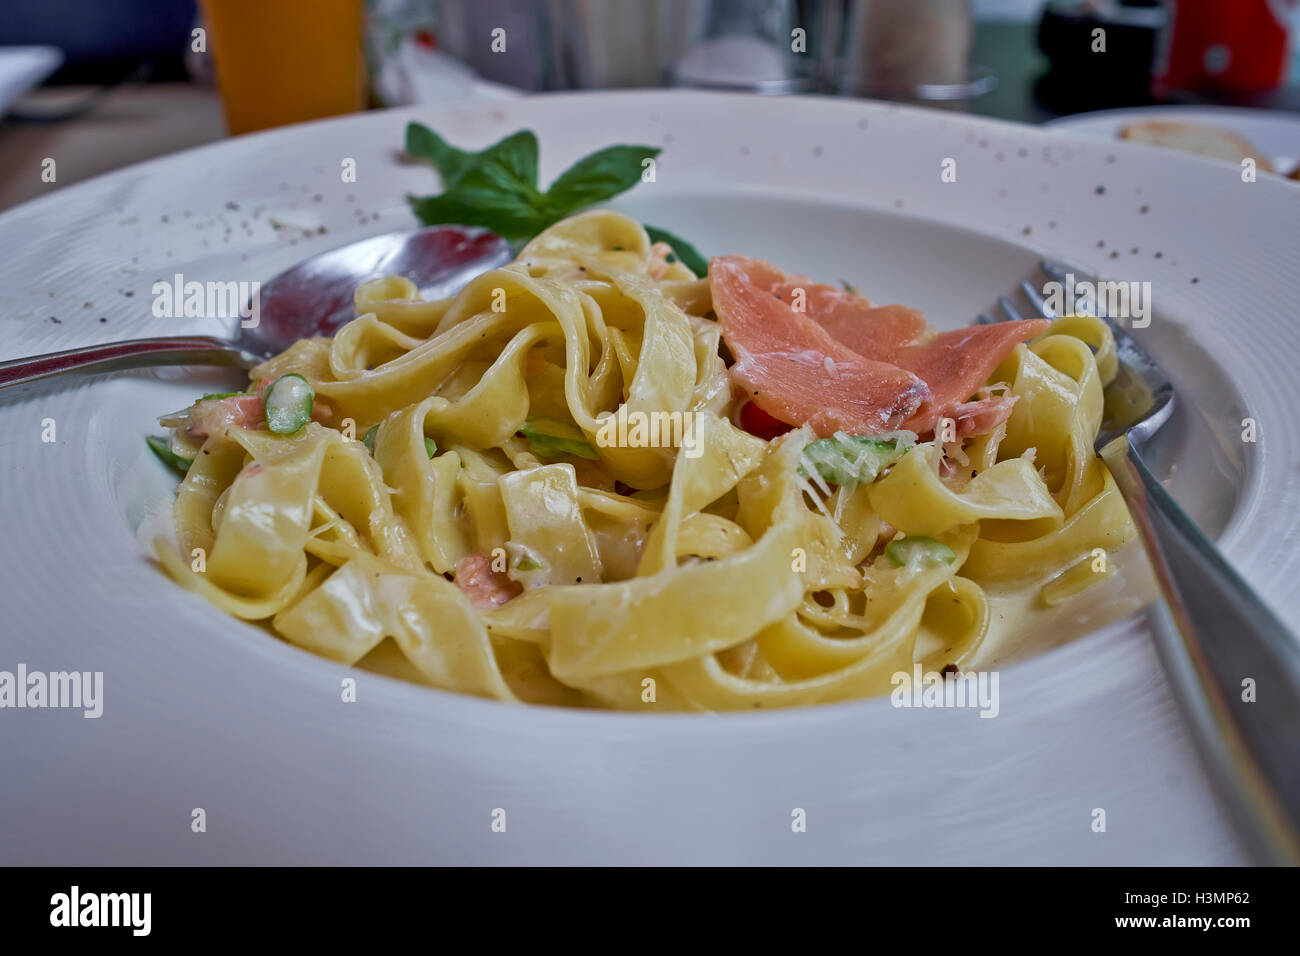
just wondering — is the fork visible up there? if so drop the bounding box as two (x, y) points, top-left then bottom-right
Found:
(982, 260), (1300, 865)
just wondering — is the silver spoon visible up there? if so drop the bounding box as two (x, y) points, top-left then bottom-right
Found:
(0, 225), (512, 390)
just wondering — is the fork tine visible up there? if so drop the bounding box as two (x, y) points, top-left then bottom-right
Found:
(1037, 258), (1099, 315)
(1037, 259), (1098, 315)
(1020, 279), (1052, 318)
(975, 313), (996, 325)
(996, 295), (1023, 322)
(1039, 259), (1071, 284)
(1020, 258), (1174, 448)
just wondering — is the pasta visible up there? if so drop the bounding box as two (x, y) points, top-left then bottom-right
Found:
(153, 210), (1135, 710)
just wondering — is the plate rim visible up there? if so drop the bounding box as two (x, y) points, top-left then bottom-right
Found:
(3, 89), (1292, 864)
(2, 91), (1291, 732)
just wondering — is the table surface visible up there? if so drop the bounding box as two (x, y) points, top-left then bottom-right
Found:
(0, 82), (224, 211)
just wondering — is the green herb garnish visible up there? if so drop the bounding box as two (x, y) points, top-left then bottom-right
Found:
(264, 374), (314, 435)
(406, 125), (660, 241)
(404, 124), (706, 272)
(424, 437), (438, 458)
(519, 417), (598, 461)
(146, 435), (192, 475)
(885, 536), (957, 569)
(798, 433), (912, 486)
(406, 128), (550, 241)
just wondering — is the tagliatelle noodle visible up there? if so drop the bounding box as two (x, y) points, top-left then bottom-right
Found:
(155, 212), (1134, 710)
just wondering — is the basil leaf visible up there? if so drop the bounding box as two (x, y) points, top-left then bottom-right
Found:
(409, 161), (549, 240)
(405, 125), (539, 190)
(405, 123), (476, 188)
(545, 145), (660, 215)
(480, 130), (540, 189)
(405, 126), (690, 256)
(643, 224), (708, 276)
(409, 191), (542, 240)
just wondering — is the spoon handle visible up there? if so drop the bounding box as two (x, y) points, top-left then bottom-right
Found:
(1100, 435), (1300, 865)
(0, 336), (256, 390)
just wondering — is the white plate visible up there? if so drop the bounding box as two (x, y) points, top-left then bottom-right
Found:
(0, 45), (61, 117)
(2, 91), (1297, 865)
(1045, 105), (1300, 177)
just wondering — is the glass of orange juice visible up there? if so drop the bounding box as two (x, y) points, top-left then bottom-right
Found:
(199, 0), (368, 135)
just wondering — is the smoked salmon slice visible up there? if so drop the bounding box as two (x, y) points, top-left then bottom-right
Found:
(710, 256), (930, 437)
(813, 303), (927, 359)
(892, 322), (1048, 435)
(709, 255), (1047, 440)
(454, 554), (521, 608)
(186, 394), (264, 439)
(942, 392), (1020, 441)
(715, 257), (928, 358)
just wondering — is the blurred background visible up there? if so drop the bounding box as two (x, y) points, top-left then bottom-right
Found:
(1, 0), (1297, 209)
